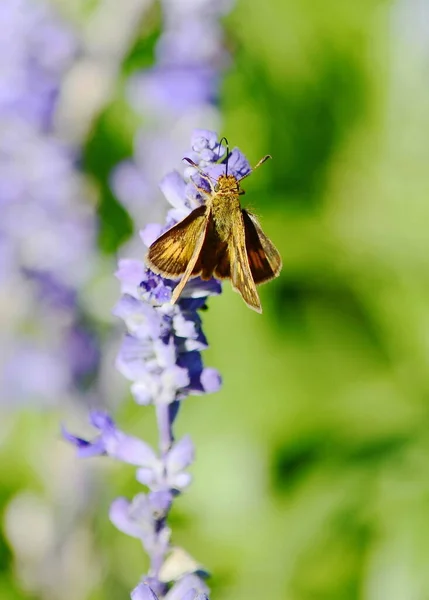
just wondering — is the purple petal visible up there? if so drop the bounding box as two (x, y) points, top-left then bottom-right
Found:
(173, 312), (199, 340)
(62, 411), (118, 458)
(191, 130), (218, 152)
(142, 578), (167, 598)
(131, 583), (159, 600)
(111, 160), (150, 210)
(113, 295), (163, 339)
(170, 472), (192, 490)
(150, 280), (173, 304)
(226, 147), (251, 178)
(159, 171), (188, 211)
(61, 425), (106, 458)
(167, 436), (195, 473)
(141, 223), (163, 247)
(110, 497), (145, 539)
(116, 335), (154, 382)
(177, 352), (204, 393)
(178, 277), (221, 299)
(131, 379), (158, 406)
(148, 491), (173, 517)
(128, 67), (216, 115)
(139, 271), (174, 304)
(200, 368), (222, 393)
(166, 207), (195, 225)
(180, 591), (199, 600)
(90, 410), (115, 431)
(110, 434), (157, 467)
(83, 411), (158, 466)
(165, 575), (209, 600)
(204, 163), (226, 180)
(115, 259), (146, 294)
(157, 366), (190, 403)
(136, 467), (157, 486)
(110, 494), (158, 541)
(153, 339), (177, 369)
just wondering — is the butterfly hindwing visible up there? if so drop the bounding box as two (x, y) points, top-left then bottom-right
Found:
(242, 210), (282, 284)
(213, 244), (231, 279)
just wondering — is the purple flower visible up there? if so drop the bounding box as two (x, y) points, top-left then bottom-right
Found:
(66, 131), (248, 597)
(132, 584), (160, 600)
(128, 67), (218, 116)
(114, 183), (223, 406)
(63, 411), (158, 466)
(0, 0), (76, 128)
(109, 493), (172, 553)
(64, 411), (194, 492)
(165, 575), (210, 600)
(136, 435), (194, 490)
(0, 0), (100, 407)
(112, 0), (234, 247)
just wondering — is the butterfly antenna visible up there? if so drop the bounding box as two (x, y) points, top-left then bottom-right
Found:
(239, 154), (272, 181)
(218, 136), (230, 176)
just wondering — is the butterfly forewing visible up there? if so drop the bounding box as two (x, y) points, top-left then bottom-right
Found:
(146, 205), (208, 278)
(170, 213), (210, 304)
(242, 210), (282, 284)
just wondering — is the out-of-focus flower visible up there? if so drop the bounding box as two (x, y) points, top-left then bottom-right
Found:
(67, 130), (249, 598)
(111, 0), (234, 252)
(131, 573), (210, 600)
(0, 1), (106, 599)
(0, 0), (101, 407)
(0, 0), (76, 129)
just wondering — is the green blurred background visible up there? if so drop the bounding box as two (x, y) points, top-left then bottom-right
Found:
(2, 0), (429, 599)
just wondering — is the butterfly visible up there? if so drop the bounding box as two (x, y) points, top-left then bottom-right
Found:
(146, 141), (282, 313)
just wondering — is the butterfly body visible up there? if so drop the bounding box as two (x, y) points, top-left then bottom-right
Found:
(210, 175), (242, 238)
(146, 157), (282, 313)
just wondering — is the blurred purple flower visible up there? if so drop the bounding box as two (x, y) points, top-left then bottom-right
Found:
(111, 0), (234, 248)
(127, 67), (218, 116)
(114, 164), (224, 404)
(63, 411), (158, 465)
(131, 578), (210, 600)
(165, 575), (210, 600)
(0, 0), (76, 129)
(132, 583), (161, 600)
(0, 0), (101, 406)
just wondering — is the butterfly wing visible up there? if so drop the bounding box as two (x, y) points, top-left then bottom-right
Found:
(146, 205), (208, 277)
(146, 205), (210, 304)
(229, 209), (262, 313)
(242, 210), (282, 284)
(213, 244), (231, 279)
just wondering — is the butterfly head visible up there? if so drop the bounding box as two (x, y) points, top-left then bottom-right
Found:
(215, 174), (242, 195)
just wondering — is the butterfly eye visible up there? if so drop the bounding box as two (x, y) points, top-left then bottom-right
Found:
(214, 183), (220, 192)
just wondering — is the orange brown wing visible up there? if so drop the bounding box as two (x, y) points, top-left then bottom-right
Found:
(242, 210), (282, 284)
(146, 205), (208, 279)
(213, 244), (231, 279)
(229, 210), (262, 313)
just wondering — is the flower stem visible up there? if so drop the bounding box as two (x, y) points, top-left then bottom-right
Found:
(156, 403), (174, 457)
(150, 403), (177, 587)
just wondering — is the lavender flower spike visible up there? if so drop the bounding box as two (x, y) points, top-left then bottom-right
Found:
(66, 131), (251, 598)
